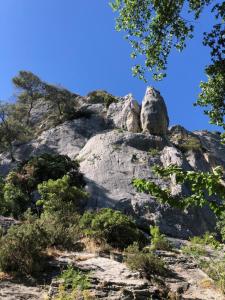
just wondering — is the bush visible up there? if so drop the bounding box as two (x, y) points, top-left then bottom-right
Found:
(79, 208), (147, 249)
(217, 211), (225, 242)
(150, 226), (172, 251)
(181, 232), (225, 294)
(200, 259), (225, 294)
(54, 265), (92, 300)
(182, 232), (222, 257)
(148, 148), (160, 157)
(182, 241), (207, 257)
(0, 154), (85, 218)
(40, 209), (81, 250)
(124, 242), (168, 279)
(168, 127), (202, 152)
(54, 286), (94, 300)
(37, 175), (88, 214)
(2, 177), (30, 218)
(87, 90), (118, 108)
(18, 153), (84, 189)
(58, 265), (90, 290)
(0, 220), (48, 275)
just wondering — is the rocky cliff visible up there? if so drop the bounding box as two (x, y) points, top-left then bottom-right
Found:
(1, 87), (224, 238)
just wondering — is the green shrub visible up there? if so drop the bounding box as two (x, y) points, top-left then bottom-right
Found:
(169, 127), (202, 152)
(0, 154), (85, 218)
(58, 265), (90, 291)
(53, 265), (92, 300)
(124, 242), (168, 279)
(182, 232), (221, 257)
(181, 232), (225, 295)
(18, 153), (84, 189)
(2, 178), (30, 218)
(148, 148), (160, 157)
(179, 136), (202, 151)
(37, 175), (88, 214)
(87, 90), (118, 108)
(217, 211), (225, 242)
(79, 208), (147, 249)
(54, 286), (94, 300)
(40, 209), (81, 250)
(200, 259), (225, 294)
(182, 241), (207, 257)
(0, 220), (48, 275)
(150, 226), (172, 251)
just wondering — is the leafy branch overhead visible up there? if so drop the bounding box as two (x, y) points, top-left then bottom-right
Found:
(111, 0), (225, 131)
(132, 164), (225, 216)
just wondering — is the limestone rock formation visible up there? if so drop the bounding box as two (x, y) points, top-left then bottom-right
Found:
(77, 130), (217, 238)
(107, 94), (141, 133)
(0, 88), (224, 238)
(140, 87), (169, 136)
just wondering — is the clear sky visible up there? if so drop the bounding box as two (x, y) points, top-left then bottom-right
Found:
(0, 0), (220, 131)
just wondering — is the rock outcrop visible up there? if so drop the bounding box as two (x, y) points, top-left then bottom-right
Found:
(46, 244), (225, 300)
(107, 94), (141, 133)
(140, 87), (169, 136)
(0, 88), (224, 238)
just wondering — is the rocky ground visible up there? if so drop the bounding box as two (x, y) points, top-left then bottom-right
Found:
(0, 241), (224, 300)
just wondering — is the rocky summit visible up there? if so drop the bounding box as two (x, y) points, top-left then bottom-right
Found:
(0, 86), (225, 300)
(0, 87), (224, 237)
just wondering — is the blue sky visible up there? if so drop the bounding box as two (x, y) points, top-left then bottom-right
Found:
(0, 0), (220, 131)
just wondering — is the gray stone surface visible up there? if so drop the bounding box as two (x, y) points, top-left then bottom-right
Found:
(77, 130), (218, 238)
(47, 247), (225, 300)
(140, 87), (169, 136)
(107, 94), (141, 133)
(0, 90), (224, 239)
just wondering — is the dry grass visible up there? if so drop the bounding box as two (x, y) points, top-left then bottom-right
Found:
(46, 247), (65, 258)
(199, 278), (215, 289)
(0, 272), (13, 281)
(81, 237), (111, 253)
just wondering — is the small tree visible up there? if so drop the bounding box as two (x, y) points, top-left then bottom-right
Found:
(44, 84), (76, 119)
(0, 220), (48, 275)
(13, 71), (45, 125)
(79, 208), (147, 249)
(0, 102), (29, 161)
(37, 175), (88, 214)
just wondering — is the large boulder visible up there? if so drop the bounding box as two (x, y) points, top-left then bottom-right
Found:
(107, 94), (141, 133)
(141, 87), (169, 136)
(77, 130), (217, 238)
(0, 107), (108, 175)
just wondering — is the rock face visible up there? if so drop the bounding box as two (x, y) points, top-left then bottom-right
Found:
(141, 87), (169, 136)
(77, 130), (217, 238)
(107, 94), (141, 132)
(0, 88), (224, 238)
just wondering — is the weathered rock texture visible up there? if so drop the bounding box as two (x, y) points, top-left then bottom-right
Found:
(46, 246), (225, 300)
(0, 87), (224, 238)
(107, 94), (141, 133)
(77, 130), (218, 238)
(141, 87), (169, 136)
